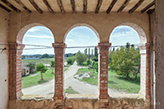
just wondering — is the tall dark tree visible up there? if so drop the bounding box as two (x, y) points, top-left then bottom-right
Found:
(94, 47), (98, 58)
(84, 48), (87, 56)
(88, 48), (90, 59)
(91, 49), (93, 59)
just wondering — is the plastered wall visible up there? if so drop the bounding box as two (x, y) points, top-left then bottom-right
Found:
(0, 8), (9, 109)
(8, 12), (149, 44)
(155, 0), (164, 108)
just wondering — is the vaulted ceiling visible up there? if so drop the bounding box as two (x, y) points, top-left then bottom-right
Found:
(0, 0), (155, 14)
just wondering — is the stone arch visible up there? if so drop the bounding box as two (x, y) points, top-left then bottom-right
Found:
(109, 22), (147, 44)
(63, 23), (100, 43)
(16, 23), (55, 44)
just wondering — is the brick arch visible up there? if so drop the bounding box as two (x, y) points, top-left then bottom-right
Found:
(109, 22), (147, 44)
(108, 22), (150, 105)
(63, 23), (100, 43)
(16, 23), (55, 44)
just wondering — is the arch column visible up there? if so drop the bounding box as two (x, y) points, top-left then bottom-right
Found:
(52, 42), (66, 108)
(98, 42), (111, 109)
(139, 43), (151, 107)
(8, 43), (25, 100)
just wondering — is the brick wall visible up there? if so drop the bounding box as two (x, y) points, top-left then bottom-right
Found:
(8, 43), (25, 100)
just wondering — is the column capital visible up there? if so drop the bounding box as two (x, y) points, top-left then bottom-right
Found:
(8, 43), (25, 50)
(138, 43), (150, 50)
(98, 42), (111, 47)
(52, 42), (67, 48)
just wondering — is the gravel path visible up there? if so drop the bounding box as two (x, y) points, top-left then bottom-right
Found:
(22, 62), (125, 95)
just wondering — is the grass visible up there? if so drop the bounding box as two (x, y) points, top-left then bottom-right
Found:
(108, 71), (140, 93)
(75, 68), (140, 93)
(22, 69), (54, 88)
(22, 68), (68, 88)
(22, 58), (54, 65)
(65, 86), (79, 94)
(75, 68), (98, 86)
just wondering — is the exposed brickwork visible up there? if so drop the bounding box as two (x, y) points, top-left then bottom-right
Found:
(139, 43), (151, 108)
(52, 42), (66, 108)
(8, 43), (25, 100)
(98, 42), (111, 109)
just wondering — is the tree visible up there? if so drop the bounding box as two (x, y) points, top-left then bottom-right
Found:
(109, 43), (140, 79)
(88, 48), (90, 59)
(94, 47), (98, 58)
(75, 51), (87, 65)
(41, 53), (49, 58)
(84, 48), (87, 56)
(86, 59), (91, 66)
(94, 62), (98, 72)
(67, 57), (74, 65)
(26, 62), (35, 73)
(91, 49), (93, 59)
(50, 60), (55, 73)
(36, 63), (47, 80)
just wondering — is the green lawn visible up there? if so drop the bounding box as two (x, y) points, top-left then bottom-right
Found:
(108, 71), (140, 93)
(22, 58), (54, 64)
(74, 68), (140, 93)
(22, 68), (68, 88)
(22, 69), (54, 88)
(65, 86), (79, 94)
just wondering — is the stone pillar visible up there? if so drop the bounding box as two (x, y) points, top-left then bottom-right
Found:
(139, 43), (151, 108)
(8, 43), (25, 100)
(52, 42), (66, 108)
(98, 42), (111, 109)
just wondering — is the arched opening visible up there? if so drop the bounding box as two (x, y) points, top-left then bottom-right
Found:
(108, 24), (148, 97)
(64, 25), (99, 96)
(21, 26), (55, 95)
(9, 24), (55, 99)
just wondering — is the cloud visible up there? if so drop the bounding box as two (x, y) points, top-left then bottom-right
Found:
(24, 35), (53, 39)
(27, 28), (40, 32)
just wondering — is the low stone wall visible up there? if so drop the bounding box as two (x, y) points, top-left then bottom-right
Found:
(8, 95), (145, 109)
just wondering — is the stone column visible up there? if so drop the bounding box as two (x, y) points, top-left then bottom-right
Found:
(98, 42), (111, 109)
(8, 43), (25, 100)
(139, 43), (151, 108)
(52, 42), (66, 108)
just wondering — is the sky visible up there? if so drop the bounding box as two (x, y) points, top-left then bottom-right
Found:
(22, 26), (140, 55)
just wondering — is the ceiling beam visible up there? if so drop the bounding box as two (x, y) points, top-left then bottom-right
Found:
(1, 0), (21, 13)
(141, 1), (154, 13)
(83, 0), (87, 14)
(57, 0), (65, 14)
(43, 0), (54, 13)
(0, 3), (11, 12)
(95, 0), (103, 14)
(70, 0), (76, 13)
(117, 0), (130, 13)
(106, 0), (117, 14)
(14, 0), (31, 13)
(29, 0), (43, 14)
(129, 0), (144, 14)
